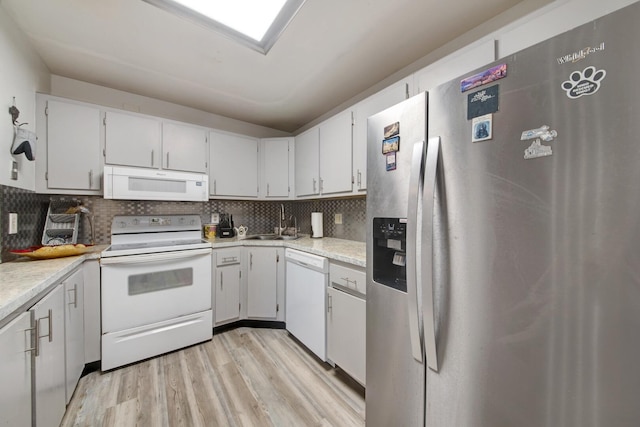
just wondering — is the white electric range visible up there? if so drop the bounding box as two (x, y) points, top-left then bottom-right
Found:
(100, 214), (212, 371)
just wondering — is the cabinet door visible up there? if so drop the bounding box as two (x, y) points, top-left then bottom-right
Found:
(319, 110), (353, 195)
(63, 269), (84, 404)
(32, 285), (66, 427)
(105, 111), (161, 168)
(0, 311), (32, 427)
(247, 247), (278, 319)
(353, 78), (411, 192)
(46, 99), (102, 190)
(294, 126), (320, 197)
(262, 138), (290, 198)
(162, 122), (208, 173)
(215, 265), (241, 324)
(327, 287), (366, 385)
(209, 131), (258, 198)
(83, 260), (101, 363)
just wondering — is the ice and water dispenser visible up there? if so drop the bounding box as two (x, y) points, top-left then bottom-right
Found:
(372, 217), (407, 292)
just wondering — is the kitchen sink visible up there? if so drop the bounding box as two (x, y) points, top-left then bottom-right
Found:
(244, 234), (299, 241)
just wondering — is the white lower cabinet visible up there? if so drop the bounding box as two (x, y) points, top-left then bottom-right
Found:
(63, 268), (85, 404)
(83, 260), (101, 364)
(327, 286), (366, 386)
(0, 311), (33, 426)
(214, 249), (242, 325)
(32, 284), (66, 427)
(246, 247), (280, 319)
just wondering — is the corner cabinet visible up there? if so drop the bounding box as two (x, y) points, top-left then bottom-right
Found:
(209, 130), (259, 198)
(213, 249), (242, 325)
(0, 312), (32, 426)
(246, 247), (284, 320)
(261, 137), (293, 199)
(36, 95), (103, 194)
(294, 127), (320, 197)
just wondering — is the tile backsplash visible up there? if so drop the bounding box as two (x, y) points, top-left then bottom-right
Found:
(0, 184), (366, 262)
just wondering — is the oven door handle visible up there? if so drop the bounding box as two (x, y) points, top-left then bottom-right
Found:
(100, 248), (211, 265)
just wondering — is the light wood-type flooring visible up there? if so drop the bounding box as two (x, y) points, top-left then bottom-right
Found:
(61, 327), (365, 426)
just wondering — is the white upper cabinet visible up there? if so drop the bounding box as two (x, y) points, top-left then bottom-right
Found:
(261, 137), (292, 199)
(319, 109), (353, 196)
(209, 130), (259, 198)
(353, 78), (412, 193)
(162, 122), (208, 173)
(294, 126), (320, 197)
(104, 111), (162, 169)
(36, 96), (103, 194)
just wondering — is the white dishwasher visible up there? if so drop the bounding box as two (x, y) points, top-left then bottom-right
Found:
(285, 248), (329, 361)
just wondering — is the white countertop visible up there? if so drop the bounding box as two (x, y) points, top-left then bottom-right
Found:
(0, 238), (364, 326)
(208, 236), (366, 267)
(0, 246), (106, 328)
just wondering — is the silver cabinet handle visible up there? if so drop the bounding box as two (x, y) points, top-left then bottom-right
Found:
(214, 180), (217, 195)
(166, 152), (170, 168)
(407, 140), (425, 364)
(250, 252), (253, 269)
(24, 312), (38, 356)
(89, 170), (93, 189)
(357, 170), (362, 188)
(328, 294), (332, 313)
(422, 136), (441, 372)
(151, 150), (154, 167)
(267, 183), (270, 196)
(33, 309), (53, 357)
(220, 271), (223, 290)
(312, 178), (317, 193)
(319, 178), (324, 193)
(68, 284), (78, 308)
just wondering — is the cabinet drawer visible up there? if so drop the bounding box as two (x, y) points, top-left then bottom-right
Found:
(215, 248), (241, 266)
(330, 262), (365, 295)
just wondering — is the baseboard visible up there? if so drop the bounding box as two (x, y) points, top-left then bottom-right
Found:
(214, 319), (286, 334)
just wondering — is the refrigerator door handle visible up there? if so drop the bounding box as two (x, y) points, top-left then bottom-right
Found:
(407, 140), (425, 363)
(422, 136), (441, 372)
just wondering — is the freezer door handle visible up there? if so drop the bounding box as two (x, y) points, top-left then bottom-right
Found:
(422, 136), (440, 372)
(406, 140), (425, 363)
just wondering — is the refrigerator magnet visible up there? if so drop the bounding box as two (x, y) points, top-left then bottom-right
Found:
(461, 63), (507, 92)
(382, 136), (400, 154)
(384, 122), (400, 138)
(467, 85), (499, 120)
(386, 152), (397, 171)
(472, 114), (493, 143)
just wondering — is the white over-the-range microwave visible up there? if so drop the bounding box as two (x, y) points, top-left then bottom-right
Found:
(103, 166), (209, 201)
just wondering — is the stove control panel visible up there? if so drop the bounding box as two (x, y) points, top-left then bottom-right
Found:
(111, 214), (202, 234)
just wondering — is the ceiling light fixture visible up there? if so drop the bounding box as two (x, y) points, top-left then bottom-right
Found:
(142, 0), (306, 54)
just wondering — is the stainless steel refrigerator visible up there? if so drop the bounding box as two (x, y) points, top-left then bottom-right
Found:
(366, 3), (640, 426)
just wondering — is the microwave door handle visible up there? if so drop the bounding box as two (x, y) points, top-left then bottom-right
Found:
(422, 136), (441, 372)
(100, 248), (211, 265)
(407, 140), (425, 363)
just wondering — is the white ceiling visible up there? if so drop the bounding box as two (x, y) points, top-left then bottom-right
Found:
(2, 0), (534, 133)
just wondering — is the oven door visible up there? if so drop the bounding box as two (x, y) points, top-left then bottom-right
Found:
(101, 248), (212, 333)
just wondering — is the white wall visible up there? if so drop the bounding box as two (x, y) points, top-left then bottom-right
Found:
(49, 76), (290, 139)
(0, 8), (50, 190)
